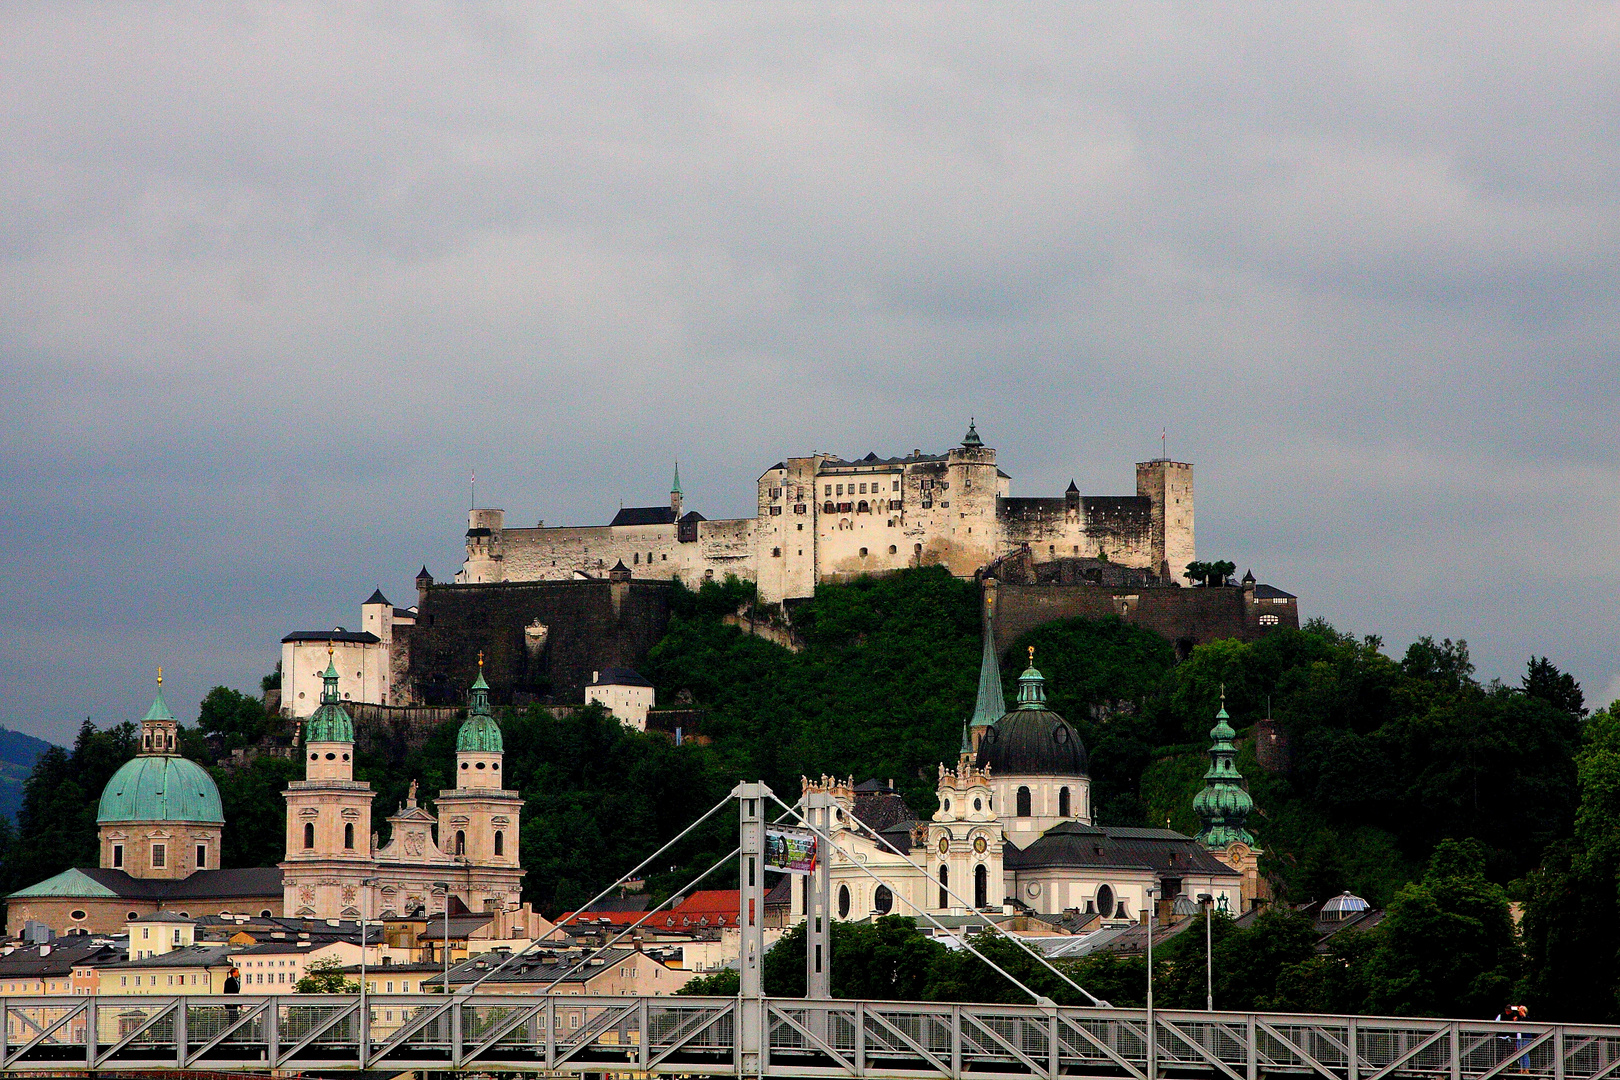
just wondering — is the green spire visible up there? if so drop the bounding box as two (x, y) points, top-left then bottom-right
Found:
(1015, 646), (1047, 710)
(968, 602), (1006, 732)
(1193, 687), (1255, 847)
(671, 462), (682, 495)
(962, 419), (983, 448)
(457, 652), (504, 753)
(144, 669), (175, 724)
(305, 646), (355, 743)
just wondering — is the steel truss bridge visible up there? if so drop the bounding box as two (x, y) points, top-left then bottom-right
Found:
(0, 992), (1611, 1079)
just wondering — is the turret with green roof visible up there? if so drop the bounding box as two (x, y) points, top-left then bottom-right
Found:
(456, 653), (504, 755)
(1193, 690), (1256, 848)
(304, 648), (354, 744)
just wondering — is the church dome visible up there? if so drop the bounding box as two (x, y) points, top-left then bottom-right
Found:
(974, 652), (1087, 777)
(456, 658), (503, 753)
(97, 756), (223, 824)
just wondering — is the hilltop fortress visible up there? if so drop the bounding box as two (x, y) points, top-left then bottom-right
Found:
(459, 423), (1195, 605)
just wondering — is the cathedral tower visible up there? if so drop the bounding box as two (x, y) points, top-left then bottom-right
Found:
(1193, 691), (1268, 912)
(433, 656), (525, 912)
(281, 649), (376, 917)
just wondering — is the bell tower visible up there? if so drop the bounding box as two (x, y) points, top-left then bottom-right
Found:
(281, 648), (376, 917)
(433, 655), (525, 913)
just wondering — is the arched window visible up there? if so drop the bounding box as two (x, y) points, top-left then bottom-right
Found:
(873, 885), (893, 915)
(938, 865), (949, 910)
(974, 864), (988, 909)
(1016, 786), (1032, 817)
(343, 823), (355, 850)
(1096, 885), (1114, 920)
(837, 885), (851, 919)
(494, 831), (504, 857)
(303, 823), (315, 850)
(1058, 787), (1071, 817)
(455, 830), (466, 856)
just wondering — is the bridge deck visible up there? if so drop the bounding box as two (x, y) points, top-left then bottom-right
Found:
(0, 993), (1604, 1078)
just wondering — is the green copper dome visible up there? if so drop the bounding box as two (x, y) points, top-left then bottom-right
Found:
(305, 655), (354, 743)
(1193, 697), (1256, 847)
(456, 663), (503, 753)
(97, 756), (223, 824)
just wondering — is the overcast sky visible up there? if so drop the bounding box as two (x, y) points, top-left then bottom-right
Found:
(3, 3), (1618, 743)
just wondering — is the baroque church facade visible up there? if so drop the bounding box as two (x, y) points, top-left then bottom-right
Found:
(790, 591), (1263, 929)
(281, 651), (528, 922)
(456, 424), (1195, 604)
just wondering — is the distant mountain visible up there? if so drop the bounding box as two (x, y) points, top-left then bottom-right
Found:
(0, 727), (57, 821)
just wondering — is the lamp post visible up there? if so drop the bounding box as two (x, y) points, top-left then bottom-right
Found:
(359, 877), (379, 1010)
(433, 882), (453, 993)
(1145, 885), (1159, 1080)
(1198, 893), (1214, 1011)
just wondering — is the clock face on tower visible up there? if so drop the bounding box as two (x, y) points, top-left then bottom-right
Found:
(937, 836), (949, 855)
(973, 836), (988, 854)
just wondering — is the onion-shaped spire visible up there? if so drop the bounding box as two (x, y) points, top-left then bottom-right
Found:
(457, 652), (504, 753)
(1193, 687), (1255, 847)
(305, 645), (354, 743)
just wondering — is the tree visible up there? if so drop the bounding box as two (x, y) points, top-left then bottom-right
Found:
(295, 956), (360, 994)
(197, 686), (272, 758)
(676, 968), (740, 996)
(1523, 656), (1585, 718)
(1364, 839), (1520, 1018)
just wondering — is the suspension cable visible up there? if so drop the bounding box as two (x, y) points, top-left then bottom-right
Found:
(531, 845), (742, 994)
(800, 793), (1110, 1006)
(454, 788), (737, 993)
(768, 792), (1054, 1005)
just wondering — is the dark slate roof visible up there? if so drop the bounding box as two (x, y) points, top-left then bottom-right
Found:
(852, 787), (920, 834)
(975, 711), (1087, 777)
(426, 947), (640, 987)
(1253, 584), (1296, 600)
(680, 511), (706, 523)
(610, 506), (678, 527)
(764, 877), (792, 907)
(0, 938), (122, 977)
(363, 588), (391, 606)
(820, 451), (947, 470)
(1003, 822), (1240, 877)
(591, 667), (652, 687)
(281, 630), (381, 644)
(100, 945), (236, 970)
(417, 914), (494, 941)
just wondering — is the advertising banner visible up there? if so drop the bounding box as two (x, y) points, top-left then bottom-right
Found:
(765, 826), (819, 875)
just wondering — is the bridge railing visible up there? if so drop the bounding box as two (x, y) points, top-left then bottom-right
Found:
(0, 993), (1613, 1078)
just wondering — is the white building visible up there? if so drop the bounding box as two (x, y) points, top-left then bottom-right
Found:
(585, 667), (656, 731)
(280, 589), (415, 717)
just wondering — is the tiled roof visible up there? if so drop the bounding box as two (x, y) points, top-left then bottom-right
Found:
(1003, 822), (1240, 877)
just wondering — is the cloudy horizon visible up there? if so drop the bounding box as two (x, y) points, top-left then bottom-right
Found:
(3, 2), (1618, 743)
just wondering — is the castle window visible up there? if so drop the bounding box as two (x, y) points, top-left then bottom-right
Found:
(836, 484), (843, 496)
(772, 547), (781, 557)
(1016, 787), (1032, 817)
(837, 884), (851, 919)
(494, 831), (504, 857)
(824, 485), (831, 496)
(112, 844), (124, 868)
(1059, 787), (1071, 817)
(888, 545), (896, 554)
(151, 843), (166, 868)
(859, 547), (868, 556)
(769, 506), (782, 516)
(455, 830), (466, 856)
(824, 502), (835, 513)
(795, 504), (805, 514)
(857, 501), (869, 513)
(661, 554), (667, 560)
(633, 553), (639, 564)
(859, 483), (867, 494)
(938, 866), (949, 910)
(303, 823), (315, 849)
(196, 844), (206, 869)
(344, 824), (355, 849)
(974, 864), (988, 909)
(1259, 614), (1279, 626)
(892, 480), (900, 491)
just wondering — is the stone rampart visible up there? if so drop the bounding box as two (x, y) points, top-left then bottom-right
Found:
(403, 578), (672, 706)
(993, 580), (1299, 658)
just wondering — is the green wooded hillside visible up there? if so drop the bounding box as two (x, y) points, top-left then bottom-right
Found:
(1, 567), (1611, 1018)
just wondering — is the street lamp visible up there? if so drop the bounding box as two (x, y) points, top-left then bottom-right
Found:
(1198, 894), (1214, 1011)
(358, 878), (379, 1011)
(1145, 884), (1159, 1080)
(433, 882), (453, 993)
